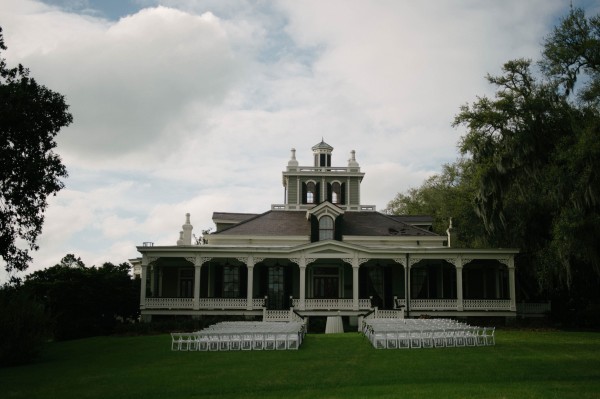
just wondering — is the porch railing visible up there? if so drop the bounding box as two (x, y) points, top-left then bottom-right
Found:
(410, 299), (458, 310)
(463, 299), (511, 310)
(291, 298), (372, 310)
(409, 298), (512, 311)
(144, 297), (513, 312)
(145, 297), (266, 310)
(145, 297), (194, 309)
(199, 298), (247, 309)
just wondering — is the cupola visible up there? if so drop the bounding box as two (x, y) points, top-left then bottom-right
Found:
(312, 139), (333, 167)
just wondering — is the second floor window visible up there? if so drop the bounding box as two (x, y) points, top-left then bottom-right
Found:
(319, 216), (334, 240)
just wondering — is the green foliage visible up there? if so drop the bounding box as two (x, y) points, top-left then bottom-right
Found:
(1, 332), (599, 398)
(385, 160), (487, 248)
(0, 26), (72, 275)
(24, 254), (140, 340)
(453, 8), (600, 295)
(0, 285), (51, 366)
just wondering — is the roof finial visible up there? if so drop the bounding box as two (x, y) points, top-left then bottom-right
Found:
(287, 147), (299, 169)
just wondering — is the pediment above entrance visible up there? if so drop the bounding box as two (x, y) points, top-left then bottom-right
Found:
(294, 239), (364, 258)
(311, 249), (350, 255)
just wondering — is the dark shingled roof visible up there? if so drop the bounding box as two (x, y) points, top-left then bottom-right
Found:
(214, 210), (438, 237)
(212, 212), (260, 222)
(215, 211), (310, 235)
(389, 215), (434, 224)
(342, 212), (438, 236)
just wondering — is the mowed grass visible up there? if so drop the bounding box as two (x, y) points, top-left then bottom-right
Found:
(2, 330), (599, 399)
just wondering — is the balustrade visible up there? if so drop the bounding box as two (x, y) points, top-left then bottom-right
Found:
(463, 299), (511, 310)
(145, 297), (513, 312)
(145, 297), (194, 309)
(410, 299), (458, 310)
(145, 297), (265, 310)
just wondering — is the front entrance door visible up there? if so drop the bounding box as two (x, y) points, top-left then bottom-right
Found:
(313, 267), (339, 298)
(268, 265), (286, 309)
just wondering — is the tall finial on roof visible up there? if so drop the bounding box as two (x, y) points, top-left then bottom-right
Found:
(348, 149), (359, 167)
(287, 147), (299, 169)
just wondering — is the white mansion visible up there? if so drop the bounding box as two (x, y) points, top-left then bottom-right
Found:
(132, 141), (518, 322)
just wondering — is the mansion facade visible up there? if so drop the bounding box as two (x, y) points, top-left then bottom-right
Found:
(132, 141), (518, 322)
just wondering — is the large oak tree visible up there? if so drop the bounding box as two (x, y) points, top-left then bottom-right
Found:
(0, 27), (72, 276)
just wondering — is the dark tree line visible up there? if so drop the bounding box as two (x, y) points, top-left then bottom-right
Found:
(0, 255), (140, 366)
(387, 8), (600, 327)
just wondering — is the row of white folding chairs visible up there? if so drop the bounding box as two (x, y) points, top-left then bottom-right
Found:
(171, 331), (301, 351)
(202, 321), (305, 334)
(364, 318), (465, 332)
(370, 327), (495, 349)
(362, 319), (467, 339)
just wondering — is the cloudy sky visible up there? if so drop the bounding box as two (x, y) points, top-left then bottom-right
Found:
(2, 0), (597, 281)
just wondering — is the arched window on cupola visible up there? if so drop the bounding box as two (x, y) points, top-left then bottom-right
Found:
(327, 182), (345, 204)
(319, 216), (335, 240)
(302, 181), (320, 204)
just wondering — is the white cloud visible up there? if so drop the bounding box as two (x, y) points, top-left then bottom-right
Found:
(0, 0), (578, 282)
(4, 2), (249, 165)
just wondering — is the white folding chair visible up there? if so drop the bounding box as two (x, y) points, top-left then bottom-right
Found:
(398, 331), (410, 349)
(230, 334), (241, 351)
(253, 333), (264, 350)
(186, 333), (198, 351)
(476, 328), (487, 346)
(433, 329), (446, 348)
(287, 333), (299, 350)
(209, 335), (220, 351)
(386, 332), (398, 349)
(455, 329), (466, 347)
(219, 334), (231, 351)
(171, 333), (183, 351)
(241, 333), (253, 350)
(276, 334), (288, 350)
(445, 330), (456, 347)
(373, 333), (386, 349)
(197, 334), (209, 351)
(421, 330), (433, 349)
(410, 331), (422, 349)
(264, 333), (276, 350)
(465, 327), (476, 346)
(485, 327), (495, 346)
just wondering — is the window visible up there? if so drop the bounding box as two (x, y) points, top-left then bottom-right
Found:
(307, 182), (316, 204)
(331, 182), (341, 204)
(223, 265), (240, 298)
(179, 268), (194, 298)
(319, 216), (334, 240)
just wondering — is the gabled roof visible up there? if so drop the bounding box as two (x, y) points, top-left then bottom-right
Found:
(213, 210), (438, 237)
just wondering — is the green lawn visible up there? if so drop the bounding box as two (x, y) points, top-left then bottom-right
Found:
(2, 330), (599, 399)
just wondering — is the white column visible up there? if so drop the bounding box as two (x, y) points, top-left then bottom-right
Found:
(352, 258), (359, 311)
(194, 260), (202, 310)
(247, 255), (255, 310)
(299, 258), (307, 310)
(456, 257), (464, 311)
(140, 262), (148, 309)
(158, 268), (163, 297)
(149, 264), (154, 298)
(508, 257), (516, 311)
(406, 261), (411, 315)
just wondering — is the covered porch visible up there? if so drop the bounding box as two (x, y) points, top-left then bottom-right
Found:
(137, 244), (517, 319)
